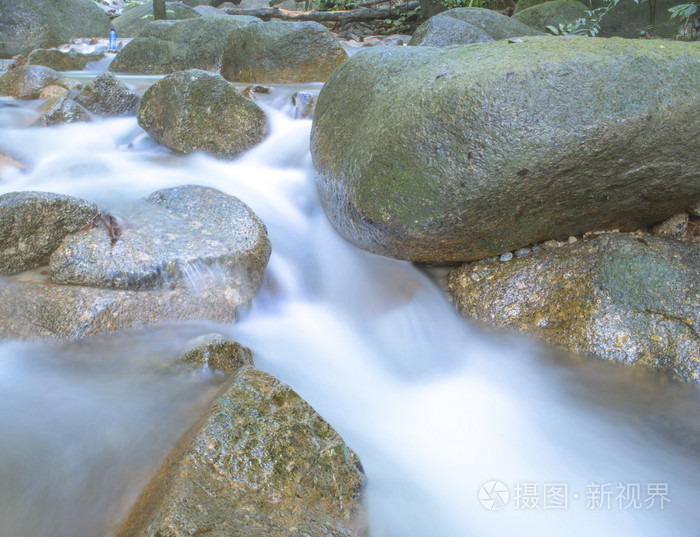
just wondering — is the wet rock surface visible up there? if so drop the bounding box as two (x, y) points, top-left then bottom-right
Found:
(109, 16), (260, 74)
(220, 21), (348, 83)
(0, 0), (111, 58)
(512, 0), (589, 33)
(137, 69), (268, 157)
(0, 65), (77, 99)
(27, 49), (105, 71)
(75, 72), (140, 115)
(116, 365), (367, 537)
(32, 97), (92, 126)
(177, 334), (254, 373)
(448, 233), (700, 381)
(409, 7), (542, 46)
(0, 191), (97, 274)
(311, 37), (700, 264)
(50, 185), (271, 294)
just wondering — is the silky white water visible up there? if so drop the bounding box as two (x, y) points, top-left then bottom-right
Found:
(0, 77), (698, 537)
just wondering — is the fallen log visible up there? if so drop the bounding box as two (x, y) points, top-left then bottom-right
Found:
(222, 2), (420, 22)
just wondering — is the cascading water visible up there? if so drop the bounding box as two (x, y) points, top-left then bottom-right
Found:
(0, 75), (698, 537)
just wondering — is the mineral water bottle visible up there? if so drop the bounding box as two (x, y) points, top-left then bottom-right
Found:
(108, 28), (117, 52)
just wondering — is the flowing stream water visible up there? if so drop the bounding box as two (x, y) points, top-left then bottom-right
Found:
(0, 73), (699, 537)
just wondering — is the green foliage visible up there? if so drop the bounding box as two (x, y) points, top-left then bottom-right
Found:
(668, 2), (697, 18)
(442, 0), (484, 8)
(313, 0), (355, 9)
(383, 3), (421, 30)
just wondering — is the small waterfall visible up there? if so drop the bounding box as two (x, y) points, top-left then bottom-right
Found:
(0, 77), (698, 537)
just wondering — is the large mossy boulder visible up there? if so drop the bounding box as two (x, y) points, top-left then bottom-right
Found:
(115, 366), (367, 537)
(512, 0), (589, 33)
(220, 21), (348, 83)
(50, 185), (271, 295)
(111, 1), (201, 38)
(448, 233), (700, 381)
(27, 49), (105, 71)
(74, 72), (140, 115)
(0, 65), (76, 99)
(311, 37), (700, 264)
(409, 7), (543, 46)
(0, 191), (97, 274)
(0, 0), (111, 59)
(137, 69), (268, 158)
(109, 16), (260, 74)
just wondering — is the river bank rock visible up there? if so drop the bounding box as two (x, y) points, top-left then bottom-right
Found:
(75, 72), (139, 115)
(409, 7), (543, 46)
(220, 21), (348, 83)
(513, 0), (682, 37)
(311, 37), (700, 264)
(512, 0), (589, 33)
(27, 49), (105, 71)
(0, 0), (111, 58)
(109, 16), (260, 74)
(115, 365), (367, 537)
(50, 185), (271, 296)
(0, 191), (97, 274)
(137, 70), (268, 157)
(112, 1), (201, 37)
(0, 65), (77, 99)
(32, 96), (92, 126)
(448, 233), (700, 381)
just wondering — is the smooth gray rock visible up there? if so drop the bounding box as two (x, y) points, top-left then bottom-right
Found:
(0, 0), (111, 58)
(410, 7), (543, 46)
(112, 1), (201, 37)
(50, 185), (271, 296)
(28, 49), (105, 71)
(0, 191), (97, 274)
(221, 21), (347, 83)
(311, 37), (700, 264)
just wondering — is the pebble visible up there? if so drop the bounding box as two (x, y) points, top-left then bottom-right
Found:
(499, 252), (513, 262)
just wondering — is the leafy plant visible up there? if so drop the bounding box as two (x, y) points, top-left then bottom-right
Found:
(442, 0), (484, 8)
(668, 1), (697, 18)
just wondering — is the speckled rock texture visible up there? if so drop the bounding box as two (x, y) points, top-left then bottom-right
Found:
(137, 69), (268, 158)
(32, 97), (91, 126)
(311, 37), (700, 264)
(109, 16), (260, 74)
(0, 0), (110, 58)
(220, 21), (348, 83)
(111, 1), (201, 38)
(115, 366), (368, 537)
(409, 7), (542, 46)
(75, 72), (140, 115)
(27, 49), (105, 71)
(0, 65), (77, 99)
(448, 233), (700, 381)
(50, 185), (271, 295)
(0, 191), (97, 274)
(512, 0), (589, 33)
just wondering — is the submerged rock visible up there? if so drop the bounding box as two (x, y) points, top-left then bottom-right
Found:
(32, 97), (91, 126)
(111, 1), (201, 37)
(28, 49), (105, 71)
(75, 72), (139, 115)
(311, 37), (700, 264)
(50, 184), (271, 295)
(448, 233), (700, 381)
(0, 65), (77, 99)
(137, 69), (268, 158)
(0, 0), (111, 58)
(177, 334), (253, 373)
(0, 191), (97, 274)
(409, 7), (542, 46)
(109, 16), (260, 74)
(115, 366), (367, 537)
(220, 21), (348, 83)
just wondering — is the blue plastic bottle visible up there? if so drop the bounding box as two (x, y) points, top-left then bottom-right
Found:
(108, 28), (117, 52)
